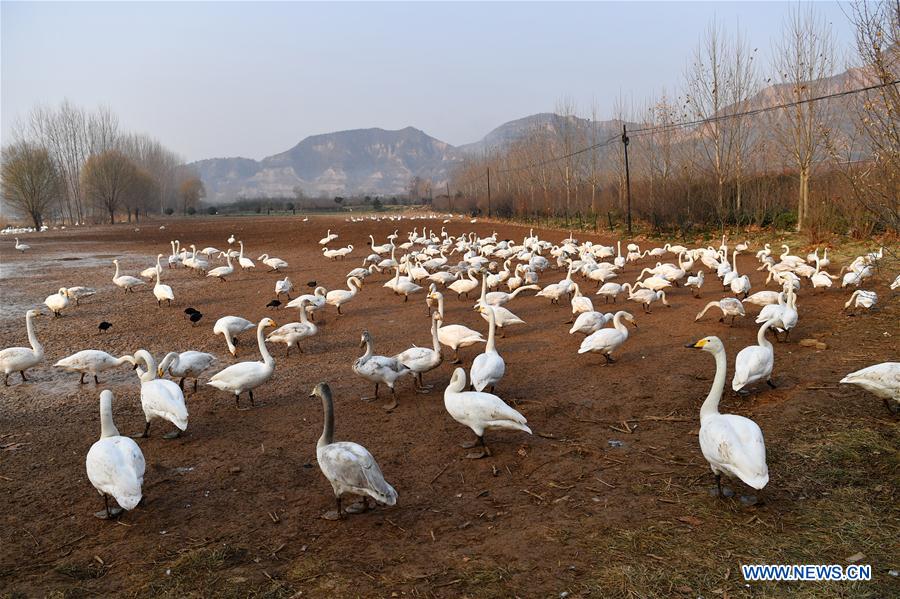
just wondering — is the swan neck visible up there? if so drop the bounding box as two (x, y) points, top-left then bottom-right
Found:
(432, 317), (441, 352)
(318, 389), (334, 448)
(757, 320), (774, 350)
(137, 351), (157, 381)
(99, 394), (119, 438)
(258, 320), (274, 366)
(485, 308), (497, 352)
(701, 347), (727, 418)
(25, 312), (42, 354)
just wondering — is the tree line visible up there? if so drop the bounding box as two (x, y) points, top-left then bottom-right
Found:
(1, 101), (206, 228)
(445, 1), (898, 237)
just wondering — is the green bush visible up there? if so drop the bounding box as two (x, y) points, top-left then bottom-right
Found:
(772, 210), (797, 231)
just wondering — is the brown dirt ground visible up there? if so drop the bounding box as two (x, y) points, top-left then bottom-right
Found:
(0, 214), (897, 598)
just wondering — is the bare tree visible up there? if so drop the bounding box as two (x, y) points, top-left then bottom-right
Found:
(1, 141), (61, 229)
(179, 176), (205, 215)
(82, 150), (137, 224)
(772, 4), (836, 230)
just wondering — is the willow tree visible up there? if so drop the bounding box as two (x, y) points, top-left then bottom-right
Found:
(1, 141), (61, 229)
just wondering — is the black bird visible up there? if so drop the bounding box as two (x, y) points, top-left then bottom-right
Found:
(184, 307), (198, 320)
(306, 280), (317, 288)
(189, 311), (203, 326)
(266, 299), (282, 309)
(98, 321), (112, 333)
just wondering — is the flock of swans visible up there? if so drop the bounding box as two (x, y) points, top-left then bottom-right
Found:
(2, 224), (898, 520)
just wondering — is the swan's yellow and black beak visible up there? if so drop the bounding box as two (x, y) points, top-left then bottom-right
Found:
(685, 339), (707, 349)
(157, 368), (163, 377)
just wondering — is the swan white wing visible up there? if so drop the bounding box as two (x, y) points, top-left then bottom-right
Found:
(471, 351), (505, 391)
(141, 379), (188, 430)
(394, 347), (434, 368)
(318, 442), (398, 505)
(732, 346), (773, 390)
(209, 361), (272, 393)
(578, 329), (623, 354)
(446, 392), (530, 435)
(55, 350), (116, 372)
(840, 362), (900, 400)
(85, 436), (145, 510)
(699, 415), (768, 489)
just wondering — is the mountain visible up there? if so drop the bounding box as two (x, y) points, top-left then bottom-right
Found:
(191, 127), (462, 202)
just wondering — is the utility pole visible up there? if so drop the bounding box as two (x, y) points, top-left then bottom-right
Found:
(622, 124), (633, 236)
(486, 167), (492, 218)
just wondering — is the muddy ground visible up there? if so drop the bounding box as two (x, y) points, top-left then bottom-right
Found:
(0, 214), (897, 598)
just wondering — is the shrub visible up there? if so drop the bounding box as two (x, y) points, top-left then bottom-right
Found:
(164, 207), (174, 215)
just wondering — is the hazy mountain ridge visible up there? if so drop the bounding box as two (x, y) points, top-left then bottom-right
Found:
(191, 64), (870, 203)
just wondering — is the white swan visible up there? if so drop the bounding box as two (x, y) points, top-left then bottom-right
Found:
(213, 316), (256, 356)
(158, 351), (216, 392)
(596, 282), (627, 303)
(132, 350), (189, 439)
(266, 299), (318, 356)
(428, 290), (485, 363)
(44, 287), (70, 317)
(386, 266), (423, 301)
(578, 310), (636, 364)
(732, 319), (777, 392)
(14, 238), (30, 252)
(206, 254), (234, 282)
(695, 298), (745, 326)
(0, 309), (43, 385)
(478, 304), (525, 334)
(326, 277), (362, 314)
(394, 312), (443, 392)
(319, 229), (338, 245)
(443, 367), (531, 459)
(112, 259), (146, 293)
(64, 286), (96, 305)
(742, 290), (782, 308)
(471, 306), (505, 393)
(275, 276), (293, 298)
(628, 288), (670, 313)
(843, 290), (877, 311)
(568, 282), (593, 318)
(756, 285), (797, 341)
(208, 318), (277, 408)
(55, 350), (134, 384)
(258, 253), (289, 271)
(140, 254), (164, 280)
(85, 390), (145, 519)
(686, 336), (768, 496)
(448, 268), (480, 300)
(686, 271), (705, 297)
(840, 363), (900, 413)
(352, 330), (412, 411)
(309, 383), (398, 519)
(287, 286), (327, 320)
(153, 270), (175, 307)
(237, 241), (255, 270)
(569, 311), (613, 336)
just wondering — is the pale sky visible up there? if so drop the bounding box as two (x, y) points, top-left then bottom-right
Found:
(2, 1), (856, 162)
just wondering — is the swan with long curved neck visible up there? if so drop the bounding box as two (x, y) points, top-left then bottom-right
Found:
(326, 277), (362, 314)
(132, 349), (189, 439)
(237, 241), (255, 270)
(266, 298), (318, 356)
(0, 310), (44, 385)
(428, 290), (485, 363)
(153, 269), (175, 307)
(578, 310), (637, 364)
(86, 390), (145, 519)
(352, 330), (412, 411)
(443, 367), (531, 459)
(394, 312), (443, 392)
(695, 298), (745, 326)
(732, 319), (777, 392)
(208, 318), (277, 408)
(214, 316), (256, 356)
(157, 351), (216, 392)
(112, 260), (146, 293)
(470, 306), (505, 393)
(309, 382), (398, 519)
(685, 336), (769, 497)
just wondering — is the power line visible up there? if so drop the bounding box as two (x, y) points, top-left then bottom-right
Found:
(451, 78), (898, 184)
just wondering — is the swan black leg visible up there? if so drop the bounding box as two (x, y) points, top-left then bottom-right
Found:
(80, 372), (86, 384)
(193, 379), (198, 392)
(20, 371), (27, 382)
(766, 379), (777, 389)
(94, 374), (100, 384)
(382, 386), (399, 411)
(324, 496), (343, 520)
(133, 421), (151, 439)
(178, 377), (185, 390)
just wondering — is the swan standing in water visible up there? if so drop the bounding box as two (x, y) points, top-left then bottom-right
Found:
(443, 367), (531, 459)
(732, 320), (777, 393)
(393, 312), (443, 392)
(55, 350), (135, 384)
(158, 351), (216, 392)
(470, 306), (505, 393)
(840, 362), (899, 414)
(132, 350), (189, 439)
(352, 330), (412, 411)
(685, 337), (768, 500)
(86, 390), (145, 519)
(309, 383), (398, 519)
(578, 310), (637, 365)
(208, 318), (277, 408)
(0, 310), (43, 385)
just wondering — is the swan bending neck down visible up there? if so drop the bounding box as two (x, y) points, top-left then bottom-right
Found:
(686, 336), (769, 498)
(309, 382), (398, 520)
(133, 349), (189, 439)
(0, 309), (44, 385)
(443, 367), (531, 459)
(85, 390), (145, 520)
(208, 318), (277, 408)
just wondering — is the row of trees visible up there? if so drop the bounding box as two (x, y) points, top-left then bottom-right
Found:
(1, 101), (205, 228)
(446, 1), (898, 236)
